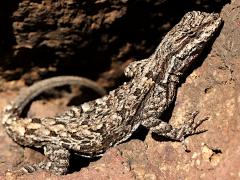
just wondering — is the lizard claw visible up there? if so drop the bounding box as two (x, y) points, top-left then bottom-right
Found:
(179, 111), (209, 139)
(185, 111), (208, 133)
(179, 112), (209, 152)
(149, 111), (209, 145)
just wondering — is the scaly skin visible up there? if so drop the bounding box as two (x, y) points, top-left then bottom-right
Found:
(2, 11), (222, 175)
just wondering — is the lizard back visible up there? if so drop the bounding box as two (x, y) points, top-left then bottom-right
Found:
(2, 11), (222, 158)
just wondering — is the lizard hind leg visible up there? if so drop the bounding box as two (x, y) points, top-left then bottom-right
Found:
(20, 144), (70, 175)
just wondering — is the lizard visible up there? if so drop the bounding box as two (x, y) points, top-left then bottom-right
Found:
(2, 11), (222, 175)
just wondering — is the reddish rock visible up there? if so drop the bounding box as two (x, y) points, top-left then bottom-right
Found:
(0, 0), (239, 179)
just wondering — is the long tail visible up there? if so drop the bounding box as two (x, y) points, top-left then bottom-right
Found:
(2, 76), (106, 126)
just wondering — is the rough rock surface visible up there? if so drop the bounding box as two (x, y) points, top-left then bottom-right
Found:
(0, 0), (226, 85)
(0, 0), (239, 179)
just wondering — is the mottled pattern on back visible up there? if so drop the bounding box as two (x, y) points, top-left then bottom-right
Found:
(2, 11), (222, 174)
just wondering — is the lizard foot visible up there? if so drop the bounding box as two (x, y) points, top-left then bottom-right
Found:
(8, 144), (70, 175)
(174, 111), (208, 141)
(150, 111), (209, 150)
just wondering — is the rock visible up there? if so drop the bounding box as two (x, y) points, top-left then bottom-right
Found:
(1, 0), (239, 179)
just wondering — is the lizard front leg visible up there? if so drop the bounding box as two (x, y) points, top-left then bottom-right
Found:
(142, 111), (208, 142)
(21, 144), (70, 175)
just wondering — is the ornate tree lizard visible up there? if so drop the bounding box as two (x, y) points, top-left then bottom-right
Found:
(2, 11), (222, 175)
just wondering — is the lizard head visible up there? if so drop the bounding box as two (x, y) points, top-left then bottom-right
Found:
(157, 11), (222, 75)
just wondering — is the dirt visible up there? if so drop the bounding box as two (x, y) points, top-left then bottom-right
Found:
(0, 0), (240, 179)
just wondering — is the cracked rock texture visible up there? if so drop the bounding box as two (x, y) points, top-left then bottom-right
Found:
(0, 0), (239, 179)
